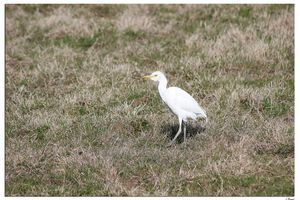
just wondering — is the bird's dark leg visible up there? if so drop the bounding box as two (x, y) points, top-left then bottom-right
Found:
(183, 120), (187, 143)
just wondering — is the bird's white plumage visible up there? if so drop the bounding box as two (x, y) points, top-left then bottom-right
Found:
(164, 87), (207, 121)
(144, 71), (207, 145)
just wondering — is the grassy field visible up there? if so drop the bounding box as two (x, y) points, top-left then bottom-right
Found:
(5, 4), (294, 196)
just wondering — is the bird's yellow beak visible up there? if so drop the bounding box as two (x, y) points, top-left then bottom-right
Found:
(143, 75), (154, 79)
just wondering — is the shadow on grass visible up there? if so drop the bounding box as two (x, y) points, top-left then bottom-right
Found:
(160, 122), (206, 143)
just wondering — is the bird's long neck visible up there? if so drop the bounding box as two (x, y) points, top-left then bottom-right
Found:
(158, 77), (168, 102)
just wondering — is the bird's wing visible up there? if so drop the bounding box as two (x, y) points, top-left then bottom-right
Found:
(166, 87), (206, 116)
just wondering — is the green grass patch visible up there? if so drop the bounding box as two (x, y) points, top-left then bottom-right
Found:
(123, 29), (146, 41)
(6, 175), (42, 196)
(242, 78), (271, 88)
(130, 118), (151, 133)
(238, 6), (253, 18)
(261, 97), (289, 117)
(34, 124), (50, 141)
(53, 28), (118, 51)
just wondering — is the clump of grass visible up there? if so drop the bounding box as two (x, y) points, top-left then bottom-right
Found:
(6, 4), (294, 196)
(34, 124), (50, 141)
(261, 97), (289, 117)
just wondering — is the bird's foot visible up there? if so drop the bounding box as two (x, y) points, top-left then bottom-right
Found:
(166, 141), (175, 147)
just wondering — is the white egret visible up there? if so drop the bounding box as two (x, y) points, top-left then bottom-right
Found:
(144, 71), (207, 146)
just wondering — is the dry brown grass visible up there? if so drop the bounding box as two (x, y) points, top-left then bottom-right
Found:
(5, 4), (294, 196)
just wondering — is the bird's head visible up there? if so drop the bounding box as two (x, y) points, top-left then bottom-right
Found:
(143, 71), (166, 82)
